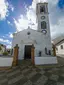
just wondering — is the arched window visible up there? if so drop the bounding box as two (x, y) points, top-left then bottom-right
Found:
(41, 21), (47, 29)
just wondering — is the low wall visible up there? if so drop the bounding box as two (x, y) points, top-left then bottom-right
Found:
(0, 57), (13, 67)
(35, 56), (57, 65)
(56, 54), (64, 58)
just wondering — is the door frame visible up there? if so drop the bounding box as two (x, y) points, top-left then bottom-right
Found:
(24, 45), (32, 59)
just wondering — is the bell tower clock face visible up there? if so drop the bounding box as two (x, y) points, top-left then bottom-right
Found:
(42, 30), (47, 34)
(41, 16), (45, 19)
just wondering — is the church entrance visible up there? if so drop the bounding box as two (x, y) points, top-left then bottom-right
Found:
(24, 45), (32, 59)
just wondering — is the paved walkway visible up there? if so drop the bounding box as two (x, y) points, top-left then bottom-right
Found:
(0, 57), (64, 85)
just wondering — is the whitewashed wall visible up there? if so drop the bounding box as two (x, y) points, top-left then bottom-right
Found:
(12, 29), (52, 60)
(35, 57), (57, 65)
(56, 41), (64, 55)
(0, 57), (13, 67)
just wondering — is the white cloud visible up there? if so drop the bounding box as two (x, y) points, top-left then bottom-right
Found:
(7, 21), (10, 24)
(9, 33), (13, 38)
(0, 0), (9, 20)
(14, 0), (64, 39)
(14, 0), (38, 31)
(2, 36), (5, 38)
(0, 38), (11, 44)
(9, 4), (14, 12)
(14, 16), (29, 31)
(7, 45), (11, 49)
(7, 21), (13, 26)
(47, 0), (64, 38)
(50, 17), (64, 38)
(4, 32), (13, 38)
(11, 7), (14, 11)
(0, 38), (12, 49)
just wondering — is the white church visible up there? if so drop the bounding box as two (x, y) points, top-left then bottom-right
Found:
(12, 2), (57, 65)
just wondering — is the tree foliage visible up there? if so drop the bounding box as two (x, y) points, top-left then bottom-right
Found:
(0, 46), (2, 51)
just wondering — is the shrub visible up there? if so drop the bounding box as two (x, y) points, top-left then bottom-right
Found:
(3, 52), (8, 56)
(0, 46), (2, 51)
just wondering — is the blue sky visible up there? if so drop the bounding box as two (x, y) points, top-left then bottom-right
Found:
(0, 0), (64, 48)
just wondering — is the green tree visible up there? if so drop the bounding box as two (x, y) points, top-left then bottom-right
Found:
(0, 46), (2, 51)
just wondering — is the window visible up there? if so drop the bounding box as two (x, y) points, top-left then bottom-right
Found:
(40, 6), (45, 13)
(61, 45), (63, 49)
(48, 50), (51, 55)
(45, 47), (47, 54)
(41, 21), (47, 29)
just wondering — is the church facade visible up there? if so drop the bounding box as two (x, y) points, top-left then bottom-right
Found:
(12, 3), (57, 63)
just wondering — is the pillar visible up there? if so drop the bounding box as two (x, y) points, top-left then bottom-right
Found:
(12, 44), (19, 66)
(31, 44), (35, 65)
(52, 44), (56, 56)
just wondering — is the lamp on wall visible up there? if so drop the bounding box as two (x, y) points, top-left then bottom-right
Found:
(38, 51), (42, 57)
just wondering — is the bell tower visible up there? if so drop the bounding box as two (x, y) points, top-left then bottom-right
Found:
(36, 3), (50, 34)
(36, 2), (53, 55)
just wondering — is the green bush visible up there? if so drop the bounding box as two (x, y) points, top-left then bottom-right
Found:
(3, 52), (8, 56)
(0, 46), (2, 51)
